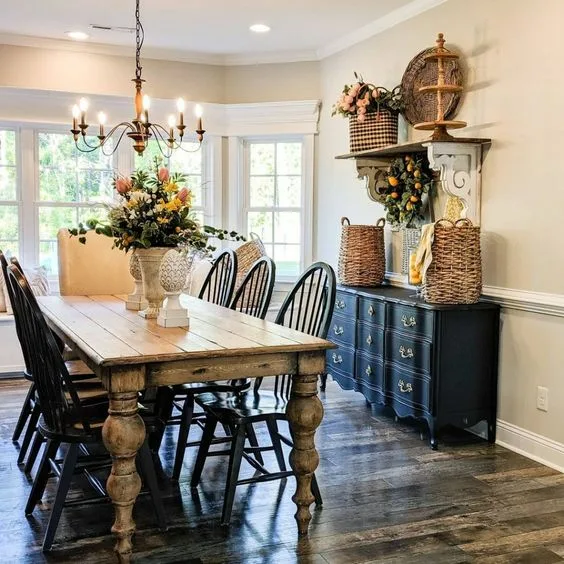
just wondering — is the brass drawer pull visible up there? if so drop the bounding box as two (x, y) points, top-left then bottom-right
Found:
(333, 325), (344, 336)
(335, 299), (346, 310)
(401, 314), (417, 328)
(366, 334), (373, 345)
(399, 345), (414, 359)
(398, 380), (413, 393)
(368, 305), (375, 316)
(332, 353), (343, 364)
(365, 365), (372, 376)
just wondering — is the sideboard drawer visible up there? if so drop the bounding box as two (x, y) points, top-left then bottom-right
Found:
(356, 351), (384, 392)
(357, 321), (384, 358)
(386, 364), (432, 412)
(326, 345), (354, 376)
(334, 291), (357, 316)
(358, 297), (385, 325)
(385, 330), (432, 374)
(388, 304), (434, 339)
(329, 313), (356, 348)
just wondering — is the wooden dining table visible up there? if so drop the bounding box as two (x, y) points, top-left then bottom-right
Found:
(37, 293), (334, 563)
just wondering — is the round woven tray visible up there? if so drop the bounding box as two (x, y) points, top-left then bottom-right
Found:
(401, 47), (463, 126)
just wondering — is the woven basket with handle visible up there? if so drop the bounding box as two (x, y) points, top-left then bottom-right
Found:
(338, 217), (386, 286)
(234, 232), (267, 290)
(423, 218), (482, 304)
(348, 111), (398, 152)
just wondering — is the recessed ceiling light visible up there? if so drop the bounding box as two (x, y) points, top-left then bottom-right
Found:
(249, 24), (270, 33)
(66, 31), (90, 41)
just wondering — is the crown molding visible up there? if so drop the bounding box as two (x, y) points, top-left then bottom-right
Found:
(317, 0), (450, 59)
(0, 0), (449, 67)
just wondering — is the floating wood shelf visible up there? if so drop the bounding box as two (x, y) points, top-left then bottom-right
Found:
(334, 137), (491, 160)
(336, 137), (492, 224)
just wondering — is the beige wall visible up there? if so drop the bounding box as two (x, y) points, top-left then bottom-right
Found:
(0, 44), (320, 104)
(315, 0), (564, 447)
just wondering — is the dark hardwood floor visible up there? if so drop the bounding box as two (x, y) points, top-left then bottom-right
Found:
(1, 378), (564, 563)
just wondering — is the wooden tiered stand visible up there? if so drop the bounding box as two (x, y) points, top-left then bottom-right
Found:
(414, 33), (466, 141)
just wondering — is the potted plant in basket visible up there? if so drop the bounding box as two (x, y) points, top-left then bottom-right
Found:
(69, 158), (244, 319)
(332, 72), (403, 152)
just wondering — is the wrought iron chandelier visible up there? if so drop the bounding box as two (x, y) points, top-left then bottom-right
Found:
(70, 0), (205, 156)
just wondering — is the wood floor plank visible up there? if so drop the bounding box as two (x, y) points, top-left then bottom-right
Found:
(2, 378), (564, 563)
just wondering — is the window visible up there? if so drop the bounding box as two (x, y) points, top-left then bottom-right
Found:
(243, 140), (305, 279)
(37, 132), (115, 275)
(135, 140), (205, 225)
(0, 129), (19, 257)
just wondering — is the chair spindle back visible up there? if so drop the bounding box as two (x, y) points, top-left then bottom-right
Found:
(198, 249), (238, 307)
(230, 256), (275, 320)
(6, 265), (91, 434)
(254, 262), (336, 398)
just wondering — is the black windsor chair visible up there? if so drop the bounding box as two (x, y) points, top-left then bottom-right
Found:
(170, 256), (276, 480)
(7, 264), (167, 551)
(191, 262), (336, 525)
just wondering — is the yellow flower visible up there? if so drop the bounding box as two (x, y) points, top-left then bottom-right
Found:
(157, 216), (170, 224)
(164, 182), (178, 193)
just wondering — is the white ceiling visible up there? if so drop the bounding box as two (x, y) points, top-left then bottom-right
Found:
(0, 0), (443, 64)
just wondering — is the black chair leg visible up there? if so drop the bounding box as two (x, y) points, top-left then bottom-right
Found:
(172, 394), (194, 481)
(12, 383), (34, 442)
(24, 431), (44, 474)
(148, 386), (175, 454)
(266, 419), (287, 472)
(311, 472), (323, 506)
(320, 373), (327, 392)
(138, 441), (167, 531)
(18, 403), (40, 464)
(190, 415), (218, 489)
(221, 424), (246, 526)
(245, 423), (264, 465)
(25, 438), (60, 515)
(42, 443), (79, 551)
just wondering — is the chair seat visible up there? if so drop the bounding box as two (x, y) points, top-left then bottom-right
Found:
(197, 390), (288, 423)
(173, 380), (250, 395)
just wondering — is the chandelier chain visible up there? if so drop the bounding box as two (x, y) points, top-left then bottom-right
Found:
(135, 0), (144, 81)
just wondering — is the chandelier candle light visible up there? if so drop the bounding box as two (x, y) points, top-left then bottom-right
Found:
(70, 0), (205, 156)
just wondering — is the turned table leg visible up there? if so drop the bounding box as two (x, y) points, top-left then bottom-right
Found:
(102, 391), (146, 563)
(287, 370), (324, 535)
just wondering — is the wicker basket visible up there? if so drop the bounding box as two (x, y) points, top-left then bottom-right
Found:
(349, 111), (398, 152)
(423, 219), (482, 304)
(235, 232), (266, 290)
(338, 217), (386, 286)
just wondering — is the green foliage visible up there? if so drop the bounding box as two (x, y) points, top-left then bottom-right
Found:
(381, 155), (434, 228)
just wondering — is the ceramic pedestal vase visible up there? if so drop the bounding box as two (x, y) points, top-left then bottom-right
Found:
(135, 247), (169, 319)
(126, 253), (148, 311)
(157, 249), (190, 328)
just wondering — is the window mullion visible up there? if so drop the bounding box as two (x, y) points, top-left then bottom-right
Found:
(20, 127), (36, 267)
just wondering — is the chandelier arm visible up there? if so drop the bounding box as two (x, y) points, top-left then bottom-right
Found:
(73, 122), (137, 155)
(148, 125), (174, 159)
(151, 123), (202, 153)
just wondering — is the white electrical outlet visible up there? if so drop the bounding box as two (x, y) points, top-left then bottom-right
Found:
(537, 386), (549, 412)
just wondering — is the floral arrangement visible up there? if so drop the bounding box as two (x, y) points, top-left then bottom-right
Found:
(381, 155), (434, 228)
(332, 72), (403, 123)
(70, 159), (244, 253)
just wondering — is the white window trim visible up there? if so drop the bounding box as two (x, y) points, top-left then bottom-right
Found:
(0, 121), (216, 287)
(234, 135), (313, 282)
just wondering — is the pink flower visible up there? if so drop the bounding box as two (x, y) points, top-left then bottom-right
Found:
(177, 187), (189, 203)
(158, 167), (170, 183)
(342, 103), (351, 112)
(344, 95), (354, 104)
(372, 89), (380, 99)
(115, 177), (132, 194)
(357, 113), (366, 123)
